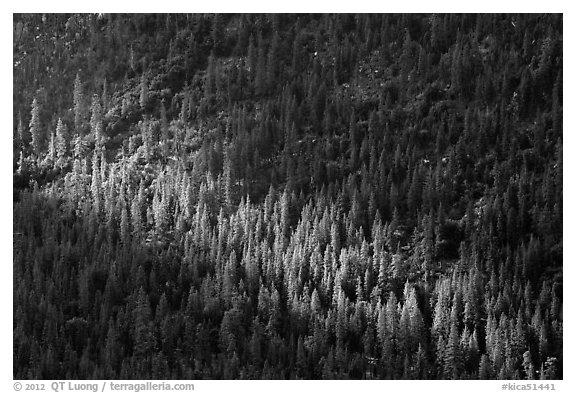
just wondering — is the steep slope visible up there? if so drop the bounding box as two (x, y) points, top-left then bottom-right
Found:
(13, 14), (562, 379)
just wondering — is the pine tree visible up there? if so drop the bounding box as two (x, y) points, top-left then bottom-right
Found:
(153, 184), (168, 233)
(73, 73), (85, 134)
(102, 77), (109, 112)
(479, 353), (492, 379)
(131, 192), (143, 237)
(133, 287), (155, 357)
(443, 320), (462, 379)
(140, 72), (149, 110)
(104, 321), (120, 374)
(91, 152), (102, 216)
(160, 102), (169, 158)
(280, 187), (291, 243)
(220, 303), (242, 354)
(120, 205), (130, 243)
(311, 288), (322, 316)
(16, 150), (28, 175)
(90, 94), (104, 147)
(29, 97), (42, 156)
(16, 114), (28, 151)
(55, 118), (68, 166)
(398, 300), (412, 356)
(223, 147), (234, 208)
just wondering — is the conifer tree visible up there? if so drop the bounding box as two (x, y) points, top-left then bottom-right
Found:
(73, 73), (85, 134)
(55, 118), (68, 166)
(90, 94), (104, 148)
(29, 97), (42, 156)
(16, 114), (28, 152)
(140, 72), (148, 110)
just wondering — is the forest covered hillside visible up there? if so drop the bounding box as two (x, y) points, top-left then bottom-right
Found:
(13, 14), (562, 379)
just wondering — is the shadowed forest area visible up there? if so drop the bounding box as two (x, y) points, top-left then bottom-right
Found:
(13, 14), (562, 379)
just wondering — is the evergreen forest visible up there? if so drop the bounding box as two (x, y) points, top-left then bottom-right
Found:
(13, 14), (563, 379)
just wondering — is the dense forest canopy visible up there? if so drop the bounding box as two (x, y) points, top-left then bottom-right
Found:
(13, 14), (562, 379)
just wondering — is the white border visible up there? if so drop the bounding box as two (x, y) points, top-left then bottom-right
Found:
(4, 4), (573, 392)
